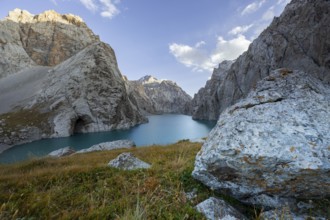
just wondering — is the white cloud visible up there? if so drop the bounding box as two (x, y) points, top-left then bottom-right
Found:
(241, 0), (266, 15)
(229, 24), (254, 35)
(277, 0), (290, 5)
(262, 6), (275, 21)
(195, 41), (206, 48)
(100, 0), (120, 19)
(169, 35), (251, 72)
(80, 0), (98, 12)
(78, 0), (120, 19)
(211, 35), (251, 64)
(51, 0), (58, 5)
(169, 43), (211, 72)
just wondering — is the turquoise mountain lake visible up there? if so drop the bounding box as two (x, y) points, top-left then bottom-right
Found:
(0, 114), (216, 164)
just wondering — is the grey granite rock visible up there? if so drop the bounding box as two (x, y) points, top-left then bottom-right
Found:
(108, 152), (151, 170)
(48, 146), (76, 157)
(193, 70), (330, 208)
(192, 0), (330, 120)
(196, 197), (246, 220)
(129, 75), (192, 115)
(76, 140), (135, 153)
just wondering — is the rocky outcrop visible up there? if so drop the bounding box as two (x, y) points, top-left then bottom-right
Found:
(191, 60), (233, 120)
(129, 75), (192, 115)
(192, 0), (330, 120)
(193, 70), (330, 208)
(0, 9), (99, 78)
(0, 9), (146, 152)
(76, 140), (135, 154)
(108, 152), (151, 170)
(48, 147), (75, 157)
(196, 197), (246, 220)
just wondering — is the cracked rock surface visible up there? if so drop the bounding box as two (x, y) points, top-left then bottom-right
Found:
(193, 69), (330, 208)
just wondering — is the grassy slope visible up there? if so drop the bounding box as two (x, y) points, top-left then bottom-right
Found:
(0, 141), (328, 220)
(0, 142), (215, 219)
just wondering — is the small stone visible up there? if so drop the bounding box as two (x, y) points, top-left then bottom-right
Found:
(48, 146), (76, 157)
(185, 188), (197, 201)
(108, 153), (151, 170)
(76, 140), (135, 154)
(196, 197), (247, 220)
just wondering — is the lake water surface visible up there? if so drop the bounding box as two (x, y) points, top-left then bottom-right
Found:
(0, 114), (216, 164)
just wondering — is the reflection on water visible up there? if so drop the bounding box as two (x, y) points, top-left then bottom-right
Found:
(0, 114), (216, 164)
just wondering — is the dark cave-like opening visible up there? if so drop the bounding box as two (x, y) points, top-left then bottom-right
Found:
(73, 117), (86, 134)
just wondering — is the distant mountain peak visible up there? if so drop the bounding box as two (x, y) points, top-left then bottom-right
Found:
(138, 75), (164, 84)
(6, 8), (84, 26)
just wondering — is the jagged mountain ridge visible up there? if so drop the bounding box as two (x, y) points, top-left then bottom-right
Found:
(129, 75), (192, 115)
(192, 0), (330, 120)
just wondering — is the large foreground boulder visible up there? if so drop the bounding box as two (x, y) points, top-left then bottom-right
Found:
(193, 69), (330, 208)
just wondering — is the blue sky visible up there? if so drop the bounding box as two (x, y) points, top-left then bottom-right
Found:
(0, 0), (290, 96)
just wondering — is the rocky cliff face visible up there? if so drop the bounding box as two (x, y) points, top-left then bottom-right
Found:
(192, 0), (330, 120)
(0, 9), (99, 78)
(0, 9), (146, 152)
(191, 60), (233, 120)
(129, 75), (192, 115)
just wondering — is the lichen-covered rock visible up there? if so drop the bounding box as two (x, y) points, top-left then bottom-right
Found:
(192, 0), (330, 120)
(129, 75), (192, 115)
(193, 70), (330, 208)
(76, 140), (135, 153)
(48, 146), (75, 157)
(195, 197), (246, 220)
(108, 153), (151, 170)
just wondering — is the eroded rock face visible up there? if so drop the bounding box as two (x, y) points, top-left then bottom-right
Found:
(129, 75), (192, 115)
(191, 60), (233, 120)
(192, 0), (330, 120)
(38, 42), (146, 137)
(0, 9), (99, 78)
(0, 10), (146, 151)
(192, 70), (330, 208)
